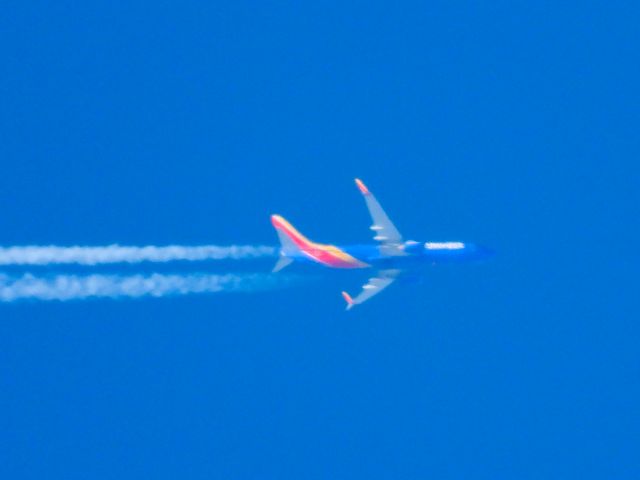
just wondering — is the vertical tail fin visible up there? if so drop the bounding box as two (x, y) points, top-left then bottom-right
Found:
(271, 214), (307, 272)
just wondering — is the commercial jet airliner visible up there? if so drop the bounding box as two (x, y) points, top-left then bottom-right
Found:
(271, 179), (492, 309)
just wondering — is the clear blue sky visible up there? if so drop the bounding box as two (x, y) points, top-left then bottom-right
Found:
(1, 1), (638, 478)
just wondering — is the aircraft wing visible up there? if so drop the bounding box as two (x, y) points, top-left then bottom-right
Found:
(341, 269), (401, 310)
(354, 178), (405, 255)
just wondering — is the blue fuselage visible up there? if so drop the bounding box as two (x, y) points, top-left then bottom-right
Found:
(284, 241), (494, 269)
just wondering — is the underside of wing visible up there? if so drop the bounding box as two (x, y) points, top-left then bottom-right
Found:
(341, 269), (401, 310)
(354, 178), (405, 256)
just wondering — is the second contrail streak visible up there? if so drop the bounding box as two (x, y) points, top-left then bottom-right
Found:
(0, 272), (294, 302)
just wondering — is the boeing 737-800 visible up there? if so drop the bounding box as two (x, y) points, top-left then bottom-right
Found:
(271, 178), (492, 309)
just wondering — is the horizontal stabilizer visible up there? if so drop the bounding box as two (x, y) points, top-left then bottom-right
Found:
(272, 256), (293, 273)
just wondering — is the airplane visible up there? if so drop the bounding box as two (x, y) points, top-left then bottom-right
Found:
(271, 178), (493, 309)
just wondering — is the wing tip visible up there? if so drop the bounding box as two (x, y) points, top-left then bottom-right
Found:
(341, 291), (355, 310)
(354, 178), (370, 195)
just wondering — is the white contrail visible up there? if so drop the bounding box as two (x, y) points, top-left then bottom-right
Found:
(0, 272), (292, 302)
(0, 245), (275, 266)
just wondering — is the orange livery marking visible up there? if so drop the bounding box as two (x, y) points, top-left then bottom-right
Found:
(271, 215), (369, 269)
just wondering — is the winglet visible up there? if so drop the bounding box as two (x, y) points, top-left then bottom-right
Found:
(354, 178), (370, 196)
(341, 291), (355, 310)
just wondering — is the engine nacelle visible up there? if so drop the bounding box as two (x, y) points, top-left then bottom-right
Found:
(402, 240), (424, 255)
